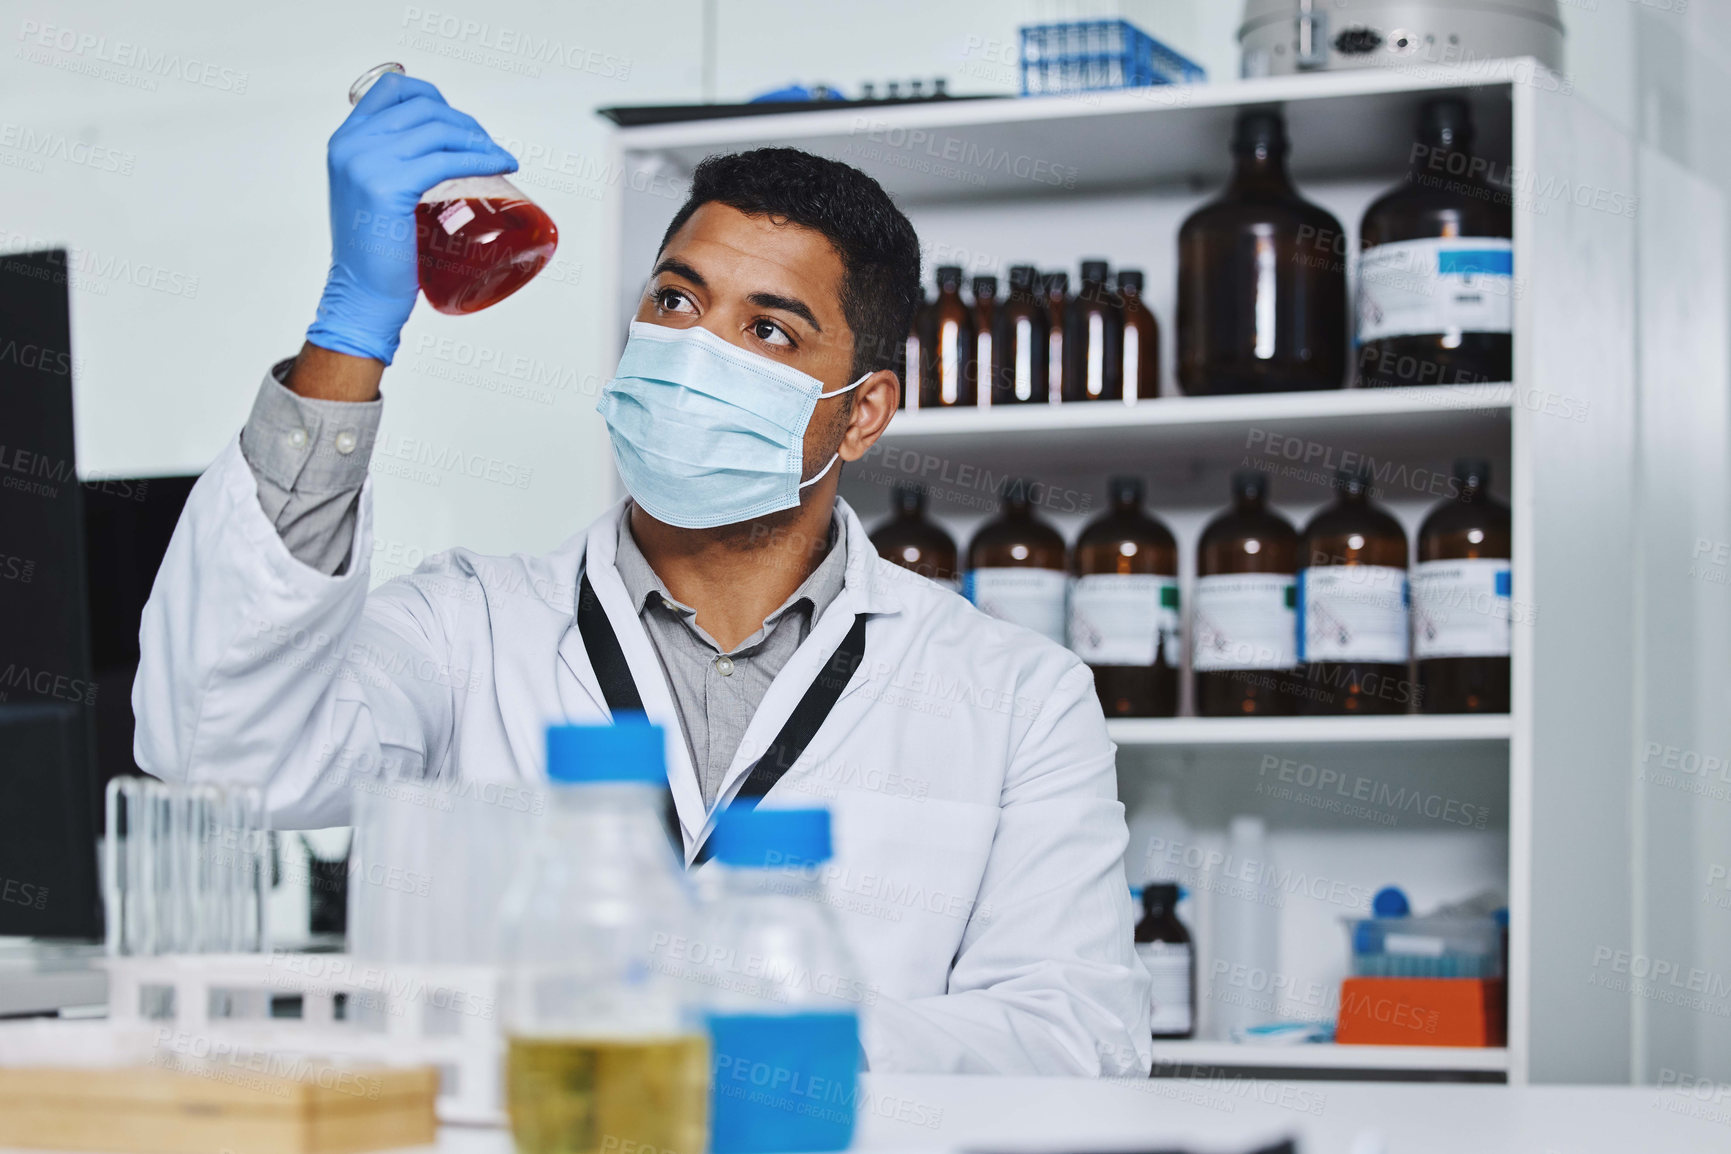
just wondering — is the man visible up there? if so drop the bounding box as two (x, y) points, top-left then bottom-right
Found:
(135, 72), (1151, 1075)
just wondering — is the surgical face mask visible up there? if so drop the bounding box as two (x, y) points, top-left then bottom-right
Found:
(597, 321), (868, 530)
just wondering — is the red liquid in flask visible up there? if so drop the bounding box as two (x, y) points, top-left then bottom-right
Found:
(415, 196), (558, 315)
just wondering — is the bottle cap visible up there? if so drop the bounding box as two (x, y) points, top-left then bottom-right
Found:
(1080, 259), (1110, 283)
(1008, 264), (1039, 290)
(1231, 469), (1270, 501)
(893, 483), (926, 513)
(972, 274), (998, 300)
(935, 264), (964, 287)
(1116, 269), (1145, 292)
(1231, 109), (1288, 156)
(1336, 466), (1374, 496)
(1042, 271), (1069, 294)
(547, 717), (666, 784)
(1109, 475), (1145, 505)
(1372, 885), (1411, 918)
(1418, 97), (1474, 149)
(1453, 457), (1491, 487)
(1144, 882), (1180, 908)
(712, 807), (833, 868)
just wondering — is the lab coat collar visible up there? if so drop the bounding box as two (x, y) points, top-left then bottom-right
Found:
(559, 496), (901, 860)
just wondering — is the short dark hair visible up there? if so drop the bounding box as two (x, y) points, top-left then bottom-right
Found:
(658, 147), (922, 381)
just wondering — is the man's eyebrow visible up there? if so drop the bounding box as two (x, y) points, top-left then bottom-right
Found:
(651, 257), (707, 288)
(747, 291), (822, 333)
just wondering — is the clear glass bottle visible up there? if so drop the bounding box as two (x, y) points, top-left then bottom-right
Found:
(869, 484), (959, 586)
(1357, 98), (1513, 388)
(992, 265), (1050, 405)
(349, 63), (559, 316)
(1069, 477), (1179, 717)
(1116, 269), (1160, 404)
(1299, 469), (1412, 715)
(701, 808), (861, 1154)
(923, 265), (976, 407)
(1194, 470), (1301, 716)
(1414, 458), (1511, 713)
(499, 720), (707, 1154)
(1176, 109), (1347, 395)
(1064, 260), (1124, 402)
(966, 478), (1068, 645)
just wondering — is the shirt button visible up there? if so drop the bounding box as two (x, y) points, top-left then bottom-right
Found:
(714, 655), (735, 677)
(287, 428), (308, 450)
(334, 430), (358, 455)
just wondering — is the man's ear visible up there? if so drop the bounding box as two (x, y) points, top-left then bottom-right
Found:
(838, 370), (900, 461)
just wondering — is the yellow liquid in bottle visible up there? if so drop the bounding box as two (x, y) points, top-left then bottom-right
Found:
(505, 1034), (709, 1154)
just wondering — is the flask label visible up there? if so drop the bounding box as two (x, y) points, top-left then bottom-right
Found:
(1068, 574), (1179, 666)
(1412, 557), (1511, 658)
(1135, 941), (1194, 1035)
(964, 568), (1069, 645)
(1357, 236), (1513, 343)
(1298, 564), (1410, 663)
(1191, 573), (1297, 671)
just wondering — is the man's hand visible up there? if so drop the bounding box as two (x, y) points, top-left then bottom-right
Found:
(303, 72), (518, 370)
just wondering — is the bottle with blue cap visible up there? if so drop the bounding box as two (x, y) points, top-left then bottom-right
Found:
(497, 718), (708, 1154)
(699, 806), (862, 1154)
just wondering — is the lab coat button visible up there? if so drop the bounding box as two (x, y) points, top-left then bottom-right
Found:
(334, 430), (358, 455)
(715, 655), (735, 677)
(287, 427), (308, 449)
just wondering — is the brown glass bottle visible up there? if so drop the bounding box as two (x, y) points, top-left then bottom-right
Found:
(869, 483), (959, 586)
(1176, 109), (1348, 395)
(902, 287), (931, 409)
(1063, 260), (1124, 403)
(921, 265), (976, 408)
(966, 478), (1068, 645)
(1357, 98), (1513, 389)
(1043, 272), (1070, 403)
(991, 266), (1050, 405)
(1299, 470), (1412, 715)
(1194, 470), (1301, 717)
(1135, 882), (1195, 1039)
(971, 275), (998, 405)
(1070, 476), (1178, 717)
(1117, 269), (1160, 403)
(1414, 458), (1511, 713)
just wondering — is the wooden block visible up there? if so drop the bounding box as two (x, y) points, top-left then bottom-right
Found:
(0, 1063), (438, 1154)
(1335, 977), (1507, 1047)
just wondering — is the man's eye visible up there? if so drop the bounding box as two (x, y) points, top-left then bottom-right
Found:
(752, 319), (792, 347)
(656, 288), (694, 312)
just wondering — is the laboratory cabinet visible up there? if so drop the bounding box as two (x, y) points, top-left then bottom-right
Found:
(607, 61), (1731, 1084)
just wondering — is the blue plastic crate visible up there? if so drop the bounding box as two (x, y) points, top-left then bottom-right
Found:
(1018, 19), (1205, 97)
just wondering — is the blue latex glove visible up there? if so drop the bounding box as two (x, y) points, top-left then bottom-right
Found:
(306, 73), (519, 365)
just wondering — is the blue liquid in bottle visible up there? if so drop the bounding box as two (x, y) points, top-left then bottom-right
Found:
(707, 1010), (859, 1154)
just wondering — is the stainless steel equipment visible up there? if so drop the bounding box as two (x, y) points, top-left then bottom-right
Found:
(1239, 0), (1564, 78)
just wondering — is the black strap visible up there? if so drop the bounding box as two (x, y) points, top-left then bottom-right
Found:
(576, 571), (868, 863)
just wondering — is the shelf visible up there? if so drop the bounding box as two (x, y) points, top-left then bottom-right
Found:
(1108, 714), (1513, 747)
(1149, 1041), (1509, 1076)
(615, 62), (1525, 205)
(860, 385), (1512, 483)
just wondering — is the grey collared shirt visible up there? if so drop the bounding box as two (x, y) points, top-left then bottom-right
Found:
(237, 356), (850, 809)
(612, 509), (848, 810)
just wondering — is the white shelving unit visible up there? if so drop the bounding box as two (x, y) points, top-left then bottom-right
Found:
(607, 59), (1726, 1085)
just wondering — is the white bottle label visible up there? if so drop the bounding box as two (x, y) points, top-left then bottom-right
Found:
(1136, 941), (1193, 1035)
(1191, 573), (1297, 671)
(1411, 557), (1511, 659)
(1299, 565), (1410, 663)
(965, 568), (1069, 645)
(1068, 574), (1179, 667)
(1357, 236), (1514, 343)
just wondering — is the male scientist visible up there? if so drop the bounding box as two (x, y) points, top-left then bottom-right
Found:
(135, 73), (1151, 1075)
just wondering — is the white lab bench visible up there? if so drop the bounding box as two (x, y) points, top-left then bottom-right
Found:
(1, 1074), (1688, 1154)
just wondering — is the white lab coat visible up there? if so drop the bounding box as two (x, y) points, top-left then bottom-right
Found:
(134, 436), (1154, 1076)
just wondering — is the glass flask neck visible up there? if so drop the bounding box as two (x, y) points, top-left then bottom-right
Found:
(1230, 145), (1294, 194)
(1232, 490), (1266, 513)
